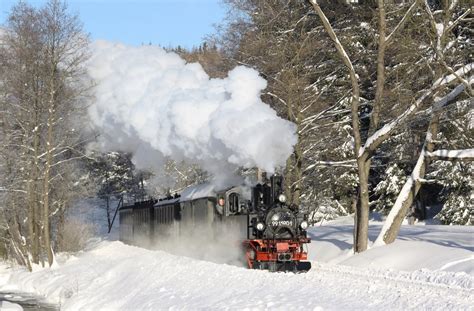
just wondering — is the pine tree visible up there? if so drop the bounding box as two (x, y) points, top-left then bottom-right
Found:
(429, 161), (473, 225)
(373, 164), (407, 214)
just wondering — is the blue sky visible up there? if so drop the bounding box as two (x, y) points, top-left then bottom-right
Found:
(0, 0), (227, 48)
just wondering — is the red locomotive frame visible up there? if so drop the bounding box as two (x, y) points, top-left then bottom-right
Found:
(243, 237), (310, 270)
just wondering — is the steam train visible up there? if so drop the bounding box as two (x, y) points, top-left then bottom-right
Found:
(118, 175), (311, 272)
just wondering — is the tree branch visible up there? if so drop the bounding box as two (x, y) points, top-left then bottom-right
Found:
(385, 0), (421, 47)
(360, 65), (474, 158)
(426, 149), (474, 161)
(305, 160), (357, 170)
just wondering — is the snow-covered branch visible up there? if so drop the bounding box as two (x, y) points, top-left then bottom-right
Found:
(374, 79), (471, 244)
(375, 148), (427, 246)
(426, 149), (474, 161)
(417, 178), (438, 184)
(432, 81), (470, 112)
(0, 188), (27, 194)
(265, 92), (287, 107)
(360, 65), (473, 158)
(309, 0), (362, 154)
(444, 8), (471, 35)
(50, 155), (87, 168)
(305, 160), (357, 170)
(423, 0), (473, 94)
(359, 90), (431, 158)
(434, 63), (473, 88)
(433, 64), (473, 95)
(385, 0), (421, 46)
(300, 102), (344, 132)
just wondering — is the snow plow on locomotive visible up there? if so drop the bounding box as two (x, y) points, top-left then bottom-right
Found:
(117, 175), (311, 272)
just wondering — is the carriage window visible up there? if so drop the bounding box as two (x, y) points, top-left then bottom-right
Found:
(228, 193), (239, 214)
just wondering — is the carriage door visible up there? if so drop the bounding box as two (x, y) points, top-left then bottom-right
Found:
(225, 191), (240, 216)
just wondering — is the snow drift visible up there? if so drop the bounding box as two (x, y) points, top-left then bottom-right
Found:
(87, 41), (297, 186)
(1, 221), (473, 310)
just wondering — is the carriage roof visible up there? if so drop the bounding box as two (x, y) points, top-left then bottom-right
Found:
(121, 182), (239, 210)
(154, 197), (180, 207)
(179, 183), (217, 201)
(151, 183), (219, 208)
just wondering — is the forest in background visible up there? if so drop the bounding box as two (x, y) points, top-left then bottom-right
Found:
(0, 0), (472, 268)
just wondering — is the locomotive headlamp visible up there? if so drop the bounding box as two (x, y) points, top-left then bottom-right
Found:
(256, 222), (265, 231)
(300, 220), (309, 230)
(271, 214), (280, 222)
(278, 194), (287, 203)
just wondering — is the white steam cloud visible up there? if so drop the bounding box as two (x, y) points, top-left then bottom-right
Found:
(87, 41), (296, 186)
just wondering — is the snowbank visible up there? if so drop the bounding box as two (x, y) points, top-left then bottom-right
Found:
(1, 237), (472, 310)
(309, 222), (474, 275)
(0, 301), (22, 310)
(0, 220), (472, 310)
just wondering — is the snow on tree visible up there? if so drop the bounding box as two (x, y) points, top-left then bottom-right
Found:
(425, 100), (474, 225)
(373, 164), (407, 214)
(0, 0), (90, 268)
(88, 152), (145, 199)
(309, 0), (473, 251)
(87, 151), (150, 229)
(216, 0), (375, 221)
(428, 160), (473, 225)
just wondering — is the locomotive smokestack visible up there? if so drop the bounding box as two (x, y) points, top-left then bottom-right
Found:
(257, 168), (265, 183)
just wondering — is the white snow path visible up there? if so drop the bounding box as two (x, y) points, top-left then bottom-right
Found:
(1, 240), (473, 310)
(308, 263), (472, 309)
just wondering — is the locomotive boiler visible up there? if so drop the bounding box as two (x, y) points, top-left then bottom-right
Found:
(118, 175), (311, 272)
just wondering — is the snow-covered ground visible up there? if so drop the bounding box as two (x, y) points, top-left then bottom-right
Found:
(310, 216), (474, 274)
(0, 215), (473, 310)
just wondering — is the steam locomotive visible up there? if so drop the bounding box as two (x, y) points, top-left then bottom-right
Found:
(118, 175), (311, 272)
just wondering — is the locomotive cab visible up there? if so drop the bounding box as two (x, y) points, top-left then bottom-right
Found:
(216, 187), (246, 216)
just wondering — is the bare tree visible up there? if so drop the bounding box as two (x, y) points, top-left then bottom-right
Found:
(0, 0), (90, 268)
(216, 0), (360, 211)
(309, 0), (472, 251)
(375, 0), (473, 243)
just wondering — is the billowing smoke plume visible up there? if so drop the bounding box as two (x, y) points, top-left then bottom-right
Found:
(87, 41), (296, 186)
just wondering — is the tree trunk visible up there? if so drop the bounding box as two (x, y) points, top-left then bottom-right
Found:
(30, 106), (41, 264)
(376, 115), (439, 244)
(292, 141), (303, 206)
(371, 0), (386, 131)
(292, 92), (303, 207)
(56, 203), (65, 252)
(285, 113), (303, 206)
(7, 212), (32, 271)
(354, 160), (370, 252)
(309, 0), (367, 252)
(42, 81), (56, 267)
